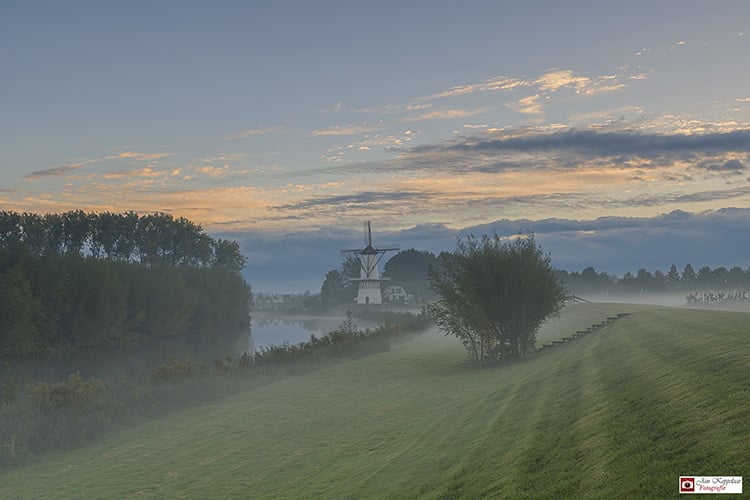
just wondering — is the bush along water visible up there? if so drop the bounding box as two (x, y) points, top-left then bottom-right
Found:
(0, 311), (430, 470)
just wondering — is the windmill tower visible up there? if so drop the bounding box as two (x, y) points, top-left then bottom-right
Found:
(342, 221), (399, 305)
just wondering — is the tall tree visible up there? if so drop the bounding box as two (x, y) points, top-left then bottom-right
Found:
(682, 264), (697, 288)
(341, 254), (361, 280)
(61, 210), (90, 255)
(666, 264), (681, 289)
(320, 269), (350, 306)
(113, 211), (139, 262)
(383, 249), (437, 301)
(211, 238), (247, 273)
(429, 234), (566, 365)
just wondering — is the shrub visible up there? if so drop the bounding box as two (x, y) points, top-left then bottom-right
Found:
(24, 373), (110, 452)
(150, 358), (197, 384)
(26, 372), (105, 413)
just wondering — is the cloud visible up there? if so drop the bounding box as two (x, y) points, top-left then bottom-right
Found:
(586, 81), (626, 95)
(463, 207), (750, 274)
(570, 106), (644, 124)
(508, 94), (544, 115)
(275, 190), (435, 212)
(223, 126), (285, 140)
(413, 68), (633, 105)
(311, 123), (384, 136)
(386, 102), (434, 113)
(280, 125), (750, 230)
(359, 102), (434, 114)
(415, 76), (529, 101)
(24, 165), (82, 179)
(26, 152), (174, 180)
(306, 127), (750, 189)
(534, 69), (628, 96)
(106, 151), (174, 161)
(321, 130), (419, 162)
(429, 128), (750, 158)
(194, 165), (232, 177)
(667, 40), (687, 50)
(700, 159), (746, 172)
(403, 108), (485, 122)
(3, 183), (277, 231)
(535, 69), (591, 93)
(103, 166), (170, 179)
(607, 185), (750, 208)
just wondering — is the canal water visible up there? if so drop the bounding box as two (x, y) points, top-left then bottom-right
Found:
(2, 313), (378, 385)
(249, 313), (378, 352)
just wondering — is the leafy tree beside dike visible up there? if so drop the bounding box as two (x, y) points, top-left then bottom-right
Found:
(428, 233), (566, 366)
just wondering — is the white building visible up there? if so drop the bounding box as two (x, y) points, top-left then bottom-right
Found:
(342, 222), (398, 305)
(383, 284), (413, 303)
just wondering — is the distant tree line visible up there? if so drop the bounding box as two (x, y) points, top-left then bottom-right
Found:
(0, 211), (251, 357)
(557, 264), (750, 297)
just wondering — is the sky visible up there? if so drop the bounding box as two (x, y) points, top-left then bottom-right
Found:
(3, 1), (750, 291)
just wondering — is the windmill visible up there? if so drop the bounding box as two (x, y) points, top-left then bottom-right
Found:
(342, 221), (399, 305)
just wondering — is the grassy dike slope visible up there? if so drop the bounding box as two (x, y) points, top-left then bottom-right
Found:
(1, 307), (748, 498)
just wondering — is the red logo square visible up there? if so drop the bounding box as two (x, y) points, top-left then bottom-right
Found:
(680, 477), (695, 493)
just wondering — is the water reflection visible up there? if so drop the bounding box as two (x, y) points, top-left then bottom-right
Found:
(249, 313), (379, 352)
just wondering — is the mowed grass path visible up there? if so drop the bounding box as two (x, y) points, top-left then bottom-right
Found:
(1, 306), (748, 498)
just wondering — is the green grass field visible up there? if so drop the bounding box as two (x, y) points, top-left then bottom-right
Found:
(1, 304), (748, 498)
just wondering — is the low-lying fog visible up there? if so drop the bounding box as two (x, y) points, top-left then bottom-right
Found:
(4, 312), (377, 387)
(580, 291), (750, 311)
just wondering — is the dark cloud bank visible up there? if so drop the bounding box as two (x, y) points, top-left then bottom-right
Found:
(216, 207), (750, 292)
(434, 129), (750, 157)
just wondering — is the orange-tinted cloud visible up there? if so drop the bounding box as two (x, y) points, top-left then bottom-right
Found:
(106, 151), (174, 161)
(223, 126), (285, 140)
(311, 123), (384, 137)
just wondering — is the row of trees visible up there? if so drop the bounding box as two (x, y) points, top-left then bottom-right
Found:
(1, 211), (252, 357)
(558, 263), (750, 296)
(0, 210), (246, 272)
